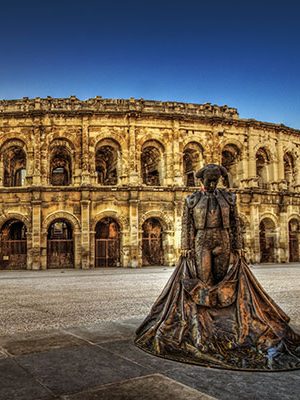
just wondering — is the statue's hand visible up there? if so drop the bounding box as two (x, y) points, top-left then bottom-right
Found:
(181, 249), (192, 258)
(232, 249), (245, 258)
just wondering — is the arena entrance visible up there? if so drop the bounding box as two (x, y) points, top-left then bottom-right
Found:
(47, 219), (74, 268)
(95, 218), (120, 267)
(289, 219), (300, 262)
(0, 219), (27, 269)
(259, 218), (276, 263)
(142, 218), (164, 266)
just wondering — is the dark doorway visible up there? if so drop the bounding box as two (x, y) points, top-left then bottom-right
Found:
(289, 219), (299, 262)
(47, 220), (74, 268)
(142, 218), (164, 265)
(95, 218), (120, 267)
(259, 218), (276, 263)
(0, 219), (27, 269)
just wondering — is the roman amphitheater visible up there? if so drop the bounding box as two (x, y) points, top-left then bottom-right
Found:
(0, 96), (299, 269)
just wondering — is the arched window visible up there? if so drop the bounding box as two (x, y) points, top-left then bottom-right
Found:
(2, 146), (26, 187)
(222, 144), (241, 188)
(95, 217), (120, 267)
(256, 148), (271, 189)
(142, 218), (164, 265)
(50, 146), (72, 186)
(0, 219), (27, 269)
(284, 152), (295, 188)
(141, 144), (162, 186)
(95, 145), (118, 185)
(47, 219), (74, 268)
(259, 218), (276, 262)
(183, 142), (203, 187)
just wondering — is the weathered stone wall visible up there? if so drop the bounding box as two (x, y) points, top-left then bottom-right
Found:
(0, 96), (299, 269)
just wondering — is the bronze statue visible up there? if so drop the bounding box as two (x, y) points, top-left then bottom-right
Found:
(135, 164), (300, 371)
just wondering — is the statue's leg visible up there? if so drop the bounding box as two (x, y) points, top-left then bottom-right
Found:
(212, 230), (231, 284)
(195, 230), (214, 285)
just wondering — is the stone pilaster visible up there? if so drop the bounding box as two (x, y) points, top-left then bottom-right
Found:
(173, 121), (183, 186)
(81, 117), (91, 185)
(249, 200), (260, 263)
(81, 190), (91, 269)
(129, 191), (139, 265)
(32, 125), (42, 186)
(31, 191), (42, 270)
(128, 117), (140, 185)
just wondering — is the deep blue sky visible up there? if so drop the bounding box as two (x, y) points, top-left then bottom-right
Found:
(1, 0), (300, 128)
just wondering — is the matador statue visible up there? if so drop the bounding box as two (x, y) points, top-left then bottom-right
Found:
(135, 164), (300, 371)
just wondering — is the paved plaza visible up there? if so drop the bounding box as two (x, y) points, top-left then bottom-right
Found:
(0, 264), (299, 399)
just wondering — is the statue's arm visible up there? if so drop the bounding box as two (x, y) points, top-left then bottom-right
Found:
(230, 194), (243, 250)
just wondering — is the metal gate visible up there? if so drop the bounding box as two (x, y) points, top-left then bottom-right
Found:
(289, 233), (299, 262)
(47, 239), (74, 268)
(95, 238), (120, 267)
(142, 236), (164, 266)
(0, 239), (27, 269)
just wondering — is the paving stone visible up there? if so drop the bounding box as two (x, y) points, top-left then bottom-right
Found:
(165, 363), (300, 400)
(0, 329), (86, 356)
(0, 358), (55, 400)
(63, 373), (216, 400)
(65, 321), (135, 343)
(99, 339), (179, 371)
(16, 344), (150, 396)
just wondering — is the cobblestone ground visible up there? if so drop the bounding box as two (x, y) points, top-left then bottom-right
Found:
(0, 263), (299, 335)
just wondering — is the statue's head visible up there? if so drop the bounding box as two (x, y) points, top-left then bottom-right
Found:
(195, 164), (229, 192)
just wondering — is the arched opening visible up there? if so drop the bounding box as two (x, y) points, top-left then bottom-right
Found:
(284, 152), (295, 188)
(141, 142), (163, 186)
(0, 219), (27, 269)
(95, 217), (120, 267)
(259, 218), (276, 263)
(50, 146), (72, 186)
(3, 146), (26, 187)
(95, 145), (118, 185)
(142, 218), (164, 265)
(289, 219), (300, 262)
(183, 142), (203, 186)
(256, 148), (271, 189)
(222, 144), (241, 188)
(47, 219), (74, 268)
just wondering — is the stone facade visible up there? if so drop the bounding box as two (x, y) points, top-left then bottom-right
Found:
(0, 96), (299, 269)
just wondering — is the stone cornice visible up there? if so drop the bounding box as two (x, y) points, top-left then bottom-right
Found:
(0, 96), (299, 135)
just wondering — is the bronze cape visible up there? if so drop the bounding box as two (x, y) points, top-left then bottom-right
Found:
(135, 255), (300, 371)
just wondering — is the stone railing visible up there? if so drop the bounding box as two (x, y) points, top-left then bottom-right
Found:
(0, 96), (239, 119)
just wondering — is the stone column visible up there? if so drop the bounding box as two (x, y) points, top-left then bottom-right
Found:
(32, 125), (41, 186)
(129, 191), (140, 265)
(165, 138), (173, 186)
(128, 117), (140, 185)
(247, 128), (258, 188)
(26, 150), (34, 186)
(81, 117), (91, 185)
(81, 190), (91, 269)
(277, 135), (286, 190)
(173, 121), (183, 186)
(31, 191), (42, 270)
(279, 208), (288, 263)
(174, 191), (184, 261)
(249, 199), (260, 263)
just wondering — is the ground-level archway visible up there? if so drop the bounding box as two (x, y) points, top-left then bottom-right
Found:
(142, 218), (164, 266)
(95, 217), (120, 267)
(47, 219), (74, 268)
(0, 219), (27, 269)
(259, 218), (276, 263)
(289, 219), (300, 262)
